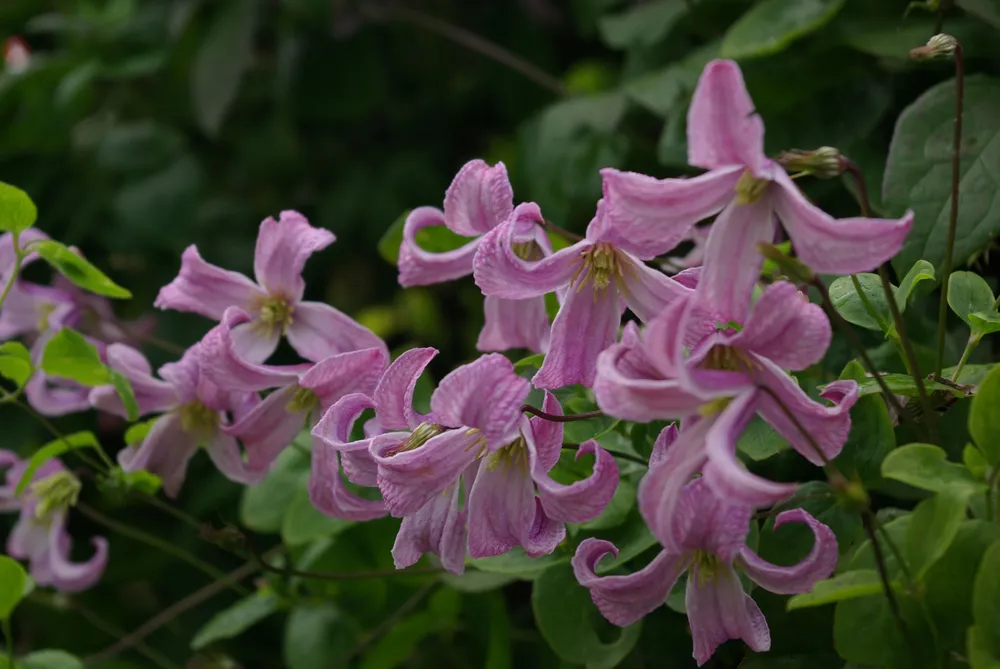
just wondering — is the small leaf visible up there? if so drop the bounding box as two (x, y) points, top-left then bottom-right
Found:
(41, 328), (109, 386)
(949, 271), (996, 327)
(828, 274), (888, 332)
(894, 260), (936, 311)
(968, 625), (1000, 669)
(124, 418), (158, 445)
(15, 431), (100, 496)
(16, 650), (84, 669)
(787, 570), (884, 610)
(0, 556), (27, 619)
(905, 489), (969, 578)
(882, 443), (987, 498)
(736, 415), (789, 461)
(0, 355), (31, 388)
(281, 488), (352, 547)
(377, 211), (408, 265)
(847, 373), (965, 399)
(240, 446), (310, 533)
(0, 181), (37, 233)
(33, 240), (131, 299)
(721, 0), (846, 59)
(191, 590), (280, 650)
(376, 209), (470, 267)
(970, 311), (1000, 336)
(108, 370), (139, 422)
(970, 364), (1000, 465)
(597, 0), (687, 49)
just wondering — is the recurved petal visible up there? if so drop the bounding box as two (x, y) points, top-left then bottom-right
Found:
(44, 515), (108, 593)
(398, 207), (480, 287)
(686, 564), (770, 666)
(739, 508), (838, 594)
(532, 439), (618, 524)
(621, 254), (694, 323)
(253, 211), (335, 302)
(372, 347), (437, 431)
(443, 159), (515, 237)
(466, 459), (540, 558)
(649, 423), (679, 467)
(477, 295), (550, 354)
(286, 301), (388, 363)
(206, 433), (268, 486)
(154, 245), (263, 319)
(526, 392), (563, 473)
(199, 308), (304, 391)
(118, 412), (199, 498)
(733, 281), (830, 371)
(309, 443), (386, 521)
(392, 481), (468, 574)
(300, 346), (389, 407)
(224, 386), (305, 471)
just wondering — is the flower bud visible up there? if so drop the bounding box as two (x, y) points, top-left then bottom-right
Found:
(757, 243), (815, 284)
(776, 147), (844, 179)
(910, 34), (958, 61)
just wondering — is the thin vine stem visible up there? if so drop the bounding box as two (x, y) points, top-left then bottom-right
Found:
(62, 599), (178, 669)
(0, 230), (22, 311)
(342, 580), (440, 663)
(541, 218), (585, 243)
(250, 544), (442, 581)
(11, 400), (110, 472)
(950, 334), (980, 382)
(873, 514), (917, 587)
(861, 512), (913, 650)
(522, 405), (603, 422)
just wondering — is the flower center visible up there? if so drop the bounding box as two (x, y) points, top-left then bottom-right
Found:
(700, 345), (755, 372)
(285, 385), (319, 413)
(254, 295), (295, 335)
(485, 436), (529, 475)
(698, 397), (733, 417)
(179, 400), (220, 437)
(30, 471), (81, 520)
(690, 550), (725, 585)
(391, 421), (446, 455)
(36, 302), (57, 332)
(574, 242), (629, 293)
(512, 240), (544, 262)
(734, 169), (770, 205)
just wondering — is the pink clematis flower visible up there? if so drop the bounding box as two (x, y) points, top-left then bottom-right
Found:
(312, 349), (618, 573)
(90, 343), (265, 497)
(399, 159), (552, 354)
(574, 439), (837, 666)
(474, 199), (693, 389)
(156, 211), (384, 363)
(197, 307), (389, 471)
(601, 59), (912, 322)
(0, 452), (108, 592)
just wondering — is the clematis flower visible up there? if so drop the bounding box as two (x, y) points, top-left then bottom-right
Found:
(197, 307), (388, 471)
(312, 350), (618, 573)
(600, 59), (912, 323)
(90, 343), (264, 497)
(399, 159), (552, 354)
(574, 471), (836, 665)
(474, 199), (692, 389)
(593, 281), (858, 534)
(0, 452), (107, 592)
(156, 210), (384, 363)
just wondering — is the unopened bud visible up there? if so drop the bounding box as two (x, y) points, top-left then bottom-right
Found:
(30, 471), (81, 519)
(910, 34), (957, 61)
(757, 243), (815, 284)
(776, 147), (844, 179)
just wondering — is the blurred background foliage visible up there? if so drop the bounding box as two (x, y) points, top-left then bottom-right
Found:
(2, 0), (1000, 667)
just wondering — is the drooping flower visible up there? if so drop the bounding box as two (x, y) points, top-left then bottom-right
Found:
(90, 343), (264, 497)
(474, 199), (693, 389)
(0, 452), (108, 592)
(573, 437), (837, 666)
(399, 159), (552, 354)
(601, 59), (913, 323)
(3, 37), (30, 75)
(155, 211), (384, 363)
(312, 350), (618, 573)
(197, 307), (388, 471)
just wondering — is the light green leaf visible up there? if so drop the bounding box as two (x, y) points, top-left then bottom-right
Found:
(41, 328), (108, 386)
(905, 489), (969, 577)
(970, 364), (1000, 465)
(894, 260), (936, 311)
(16, 650), (84, 669)
(240, 445), (310, 533)
(124, 418), (158, 446)
(376, 209), (469, 267)
(440, 569), (517, 593)
(721, 0), (846, 59)
(828, 273), (888, 332)
(281, 488), (352, 547)
(16, 431), (100, 495)
(191, 0), (260, 136)
(284, 603), (357, 669)
(0, 342), (30, 363)
(562, 395), (619, 444)
(969, 625), (1000, 669)
(787, 570), (883, 610)
(108, 370), (139, 422)
(377, 210), (408, 265)
(0, 556), (27, 619)
(886, 77), (1000, 273)
(0, 355), (31, 388)
(471, 547), (568, 579)
(965, 444), (990, 479)
(624, 42), (719, 118)
(848, 373), (965, 399)
(970, 311), (1000, 336)
(973, 541), (1000, 656)
(958, 0), (1000, 28)
(597, 0), (687, 49)
(532, 563), (642, 669)
(882, 443), (987, 498)
(737, 415), (789, 461)
(836, 362), (895, 487)
(580, 479), (635, 531)
(33, 240), (131, 299)
(191, 590), (280, 650)
(0, 182), (37, 233)
(949, 271), (996, 327)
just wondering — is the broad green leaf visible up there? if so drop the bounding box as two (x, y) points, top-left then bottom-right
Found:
(484, 593), (512, 669)
(625, 41), (719, 118)
(580, 479), (635, 531)
(894, 260), (936, 310)
(471, 546), (569, 579)
(973, 541), (1000, 655)
(882, 443), (987, 497)
(0, 342), (30, 363)
(969, 625), (1000, 669)
(124, 418), (158, 445)
(958, 0), (1000, 28)
(283, 603), (357, 669)
(597, 0), (686, 49)
(440, 569), (517, 593)
(828, 273), (888, 331)
(562, 395), (618, 444)
(191, 0), (260, 136)
(946, 363), (998, 387)
(33, 240), (130, 299)
(966, 444), (990, 479)
(721, 0), (846, 59)
(588, 507), (660, 571)
(849, 373), (965, 399)
(886, 77), (1000, 273)
(281, 488), (352, 547)
(756, 482), (862, 566)
(0, 181), (37, 233)
(16, 650), (84, 669)
(836, 363), (895, 487)
(0, 355), (31, 388)
(970, 311), (1000, 336)
(532, 563), (642, 669)
(16, 431), (100, 495)
(108, 370), (139, 422)
(41, 328), (108, 386)
(240, 445), (310, 533)
(736, 415), (788, 461)
(970, 364), (1000, 465)
(0, 556), (27, 619)
(377, 210), (408, 265)
(191, 590), (279, 650)
(787, 570), (883, 610)
(905, 489), (969, 577)
(360, 589), (459, 669)
(948, 271), (996, 327)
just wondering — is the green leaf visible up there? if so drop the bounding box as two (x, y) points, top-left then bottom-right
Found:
(360, 589), (459, 669)
(0, 355), (31, 388)
(828, 273), (888, 332)
(973, 541), (1000, 656)
(597, 0), (687, 49)
(561, 395), (619, 444)
(41, 328), (108, 386)
(15, 431), (100, 496)
(240, 445), (310, 533)
(625, 42), (719, 119)
(737, 415), (789, 461)
(969, 625), (1000, 669)
(958, 0), (1000, 28)
(471, 546), (569, 579)
(580, 479), (635, 531)
(970, 311), (1000, 336)
(848, 373), (965, 399)
(376, 209), (471, 267)
(32, 241), (131, 299)
(721, 0), (846, 59)
(124, 418), (158, 446)
(108, 370), (139, 422)
(191, 590), (279, 650)
(756, 481), (863, 567)
(16, 650), (84, 669)
(905, 489), (969, 578)
(836, 368), (895, 487)
(281, 488), (352, 547)
(882, 443), (987, 497)
(970, 364), (1000, 465)
(886, 77), (1000, 273)
(284, 603), (357, 669)
(377, 210), (408, 265)
(532, 563), (642, 669)
(0, 556), (27, 619)
(787, 570), (883, 610)
(191, 0), (260, 136)
(894, 260), (936, 311)
(0, 342), (30, 363)
(965, 443), (990, 479)
(440, 569), (517, 593)
(948, 271), (996, 327)
(0, 182), (37, 233)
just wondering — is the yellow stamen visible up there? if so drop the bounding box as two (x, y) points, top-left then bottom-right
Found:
(485, 436), (530, 475)
(286, 386), (319, 413)
(734, 169), (770, 205)
(179, 400), (220, 438)
(571, 242), (635, 300)
(252, 294), (295, 337)
(30, 471), (81, 520)
(391, 422), (446, 455)
(512, 241), (544, 261)
(699, 397), (733, 417)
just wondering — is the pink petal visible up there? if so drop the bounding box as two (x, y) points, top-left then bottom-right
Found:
(398, 207), (480, 287)
(198, 309), (304, 391)
(253, 211), (335, 302)
(392, 481), (468, 575)
(300, 346), (389, 408)
(533, 278), (624, 389)
(526, 392), (564, 473)
(154, 245), (263, 319)
(733, 281), (831, 371)
(26, 373), (91, 417)
(621, 254), (694, 323)
(649, 423), (679, 467)
(0, 281), (73, 339)
(118, 412), (199, 498)
(531, 439), (618, 524)
(687, 59), (767, 175)
(739, 508), (838, 594)
(443, 159), (514, 237)
(670, 479), (752, 562)
(286, 301), (387, 363)
(473, 204), (583, 299)
(477, 295), (550, 354)
(224, 387), (305, 471)
(596, 166), (742, 258)
(207, 432), (268, 486)
(372, 347), (437, 431)
(430, 354), (529, 450)
(686, 564), (770, 666)
(755, 358), (858, 465)
(467, 460), (561, 558)
(572, 539), (685, 627)
(91, 344), (179, 417)
(309, 442), (386, 521)
(44, 513), (108, 593)
(229, 320), (282, 364)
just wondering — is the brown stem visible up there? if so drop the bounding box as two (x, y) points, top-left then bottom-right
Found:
(521, 405), (602, 422)
(63, 599), (179, 669)
(862, 512), (913, 651)
(542, 218), (585, 243)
